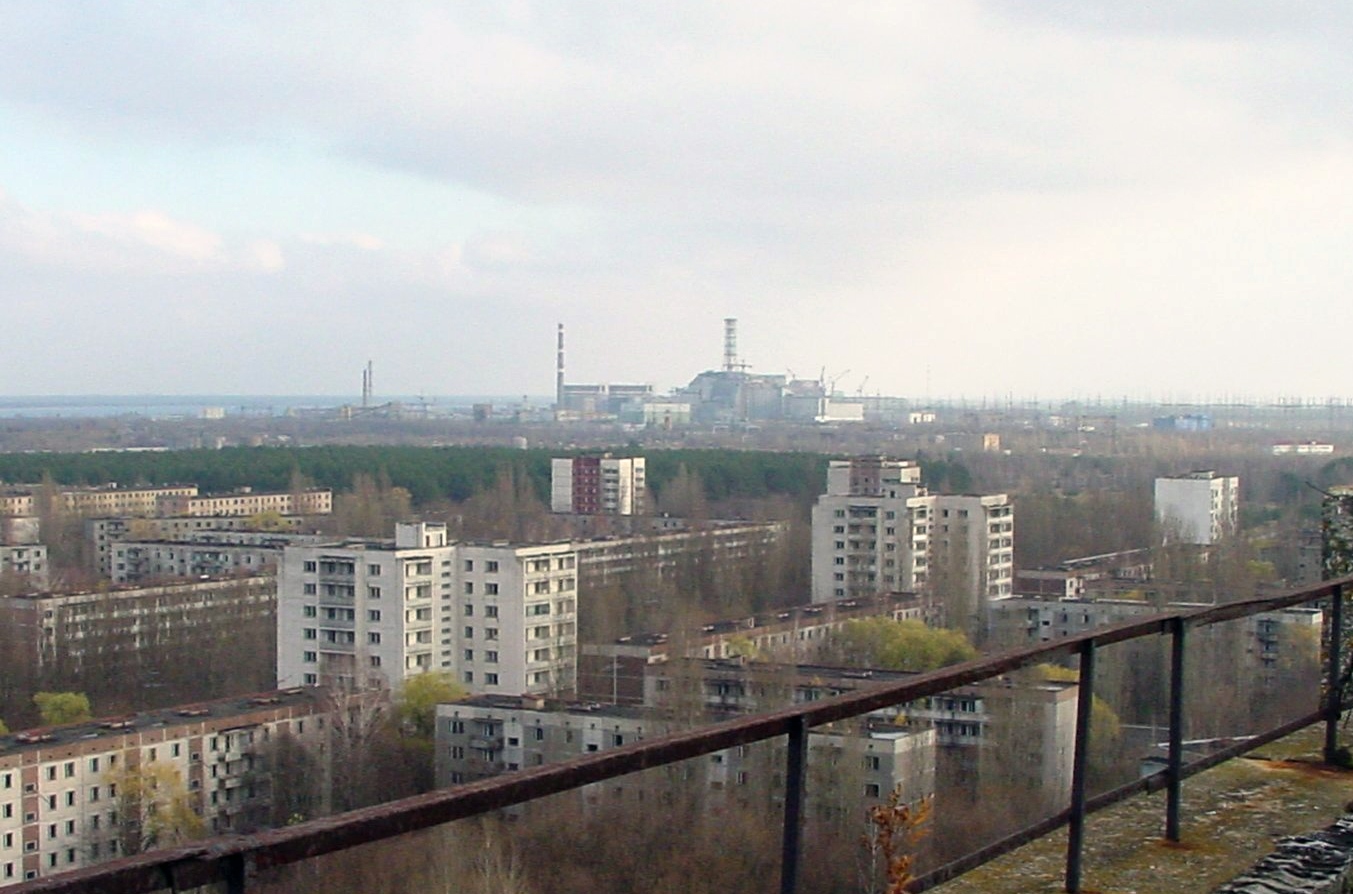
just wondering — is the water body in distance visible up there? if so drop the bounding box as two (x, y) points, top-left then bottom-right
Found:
(0, 396), (553, 419)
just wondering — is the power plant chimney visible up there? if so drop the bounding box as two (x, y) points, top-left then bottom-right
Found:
(361, 360), (373, 407)
(723, 318), (738, 373)
(556, 324), (565, 409)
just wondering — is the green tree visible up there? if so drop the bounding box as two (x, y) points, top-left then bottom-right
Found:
(33, 691), (92, 726)
(107, 761), (205, 855)
(824, 619), (976, 672)
(398, 672), (468, 739)
(0, 718), (8, 735)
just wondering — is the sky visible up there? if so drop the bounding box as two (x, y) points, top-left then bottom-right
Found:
(1, 2), (1351, 402)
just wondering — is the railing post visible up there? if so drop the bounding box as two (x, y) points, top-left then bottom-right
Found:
(1166, 616), (1186, 842)
(1065, 638), (1095, 894)
(780, 715), (809, 894)
(1326, 583), (1345, 764)
(224, 853), (247, 894)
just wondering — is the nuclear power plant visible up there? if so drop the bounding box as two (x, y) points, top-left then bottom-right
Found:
(553, 318), (867, 426)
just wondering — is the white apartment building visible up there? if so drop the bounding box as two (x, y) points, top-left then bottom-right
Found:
(550, 455), (646, 515)
(277, 523), (579, 697)
(810, 458), (1014, 629)
(108, 532), (326, 584)
(435, 695), (936, 815)
(0, 544), (47, 590)
(1154, 471), (1239, 545)
(0, 690), (326, 886)
(87, 516), (311, 578)
(810, 458), (925, 603)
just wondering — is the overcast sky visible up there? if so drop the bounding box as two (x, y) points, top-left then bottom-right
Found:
(2, 2), (1350, 402)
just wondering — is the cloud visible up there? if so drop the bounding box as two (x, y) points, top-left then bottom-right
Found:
(0, 2), (1351, 398)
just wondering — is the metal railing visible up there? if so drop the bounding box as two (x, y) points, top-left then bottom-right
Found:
(12, 576), (1350, 894)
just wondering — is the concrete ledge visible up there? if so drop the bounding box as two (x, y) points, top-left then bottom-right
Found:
(1215, 815), (1353, 893)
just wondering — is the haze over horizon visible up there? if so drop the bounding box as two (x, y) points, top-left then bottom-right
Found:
(2, 3), (1350, 401)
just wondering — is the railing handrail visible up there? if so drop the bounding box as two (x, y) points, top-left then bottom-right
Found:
(12, 575), (1351, 894)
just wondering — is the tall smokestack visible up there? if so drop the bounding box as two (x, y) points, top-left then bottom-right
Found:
(556, 324), (565, 409)
(723, 318), (738, 372)
(361, 360), (373, 407)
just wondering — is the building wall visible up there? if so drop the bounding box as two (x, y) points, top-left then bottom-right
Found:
(1154, 471), (1239, 545)
(0, 690), (326, 886)
(0, 544), (47, 590)
(0, 576), (276, 677)
(435, 697), (936, 815)
(277, 525), (579, 697)
(811, 458), (1012, 629)
(550, 457), (645, 516)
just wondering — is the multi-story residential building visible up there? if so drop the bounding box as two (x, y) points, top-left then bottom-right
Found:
(0, 576), (276, 680)
(578, 593), (924, 705)
(1154, 470), (1239, 545)
(0, 689), (326, 886)
(87, 516), (312, 578)
(550, 456), (645, 516)
(107, 532), (327, 584)
(0, 545), (47, 591)
(157, 489), (332, 518)
(811, 458), (925, 604)
(434, 692), (936, 817)
(810, 458), (1013, 632)
(276, 523), (579, 697)
(986, 596), (1321, 682)
(57, 486), (198, 518)
(277, 522), (456, 691)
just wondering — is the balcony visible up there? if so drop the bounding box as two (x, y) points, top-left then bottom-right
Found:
(12, 577), (1353, 894)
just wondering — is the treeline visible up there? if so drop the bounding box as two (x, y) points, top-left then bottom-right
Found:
(0, 446), (983, 507)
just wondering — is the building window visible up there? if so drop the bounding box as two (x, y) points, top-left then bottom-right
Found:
(464, 582), (474, 595)
(485, 673), (499, 685)
(486, 628), (499, 640)
(303, 560), (317, 572)
(368, 564), (381, 576)
(486, 650), (498, 663)
(303, 605), (317, 617)
(464, 604), (474, 616)
(463, 671), (474, 683)
(303, 583), (317, 595)
(303, 651), (317, 663)
(485, 605), (499, 618)
(304, 673), (318, 685)
(303, 628), (316, 640)
(368, 632), (381, 644)
(368, 610), (381, 622)
(464, 560), (474, 572)
(368, 586), (382, 599)
(485, 583), (499, 595)
(464, 626), (474, 639)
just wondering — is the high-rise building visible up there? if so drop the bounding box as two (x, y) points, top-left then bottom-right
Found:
(276, 523), (578, 697)
(810, 458), (1013, 632)
(550, 455), (646, 516)
(1154, 471), (1239, 545)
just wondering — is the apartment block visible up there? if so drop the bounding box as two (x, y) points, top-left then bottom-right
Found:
(157, 489), (332, 518)
(276, 524), (579, 697)
(87, 516), (312, 578)
(0, 576), (275, 678)
(435, 693), (936, 816)
(0, 544), (47, 591)
(107, 532), (327, 584)
(578, 593), (925, 705)
(810, 457), (1013, 630)
(0, 689), (326, 886)
(550, 455), (645, 515)
(1154, 470), (1239, 545)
